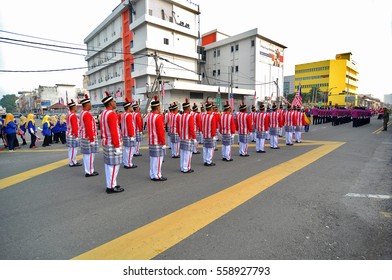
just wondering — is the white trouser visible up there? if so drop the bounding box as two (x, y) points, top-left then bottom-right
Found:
(150, 156), (163, 179)
(270, 135), (278, 148)
(167, 132), (171, 148)
(221, 144), (232, 160)
(203, 147), (214, 164)
(252, 132), (257, 141)
(83, 153), (95, 174)
(265, 131), (270, 140)
(239, 142), (249, 155)
(278, 128), (283, 137)
(286, 132), (293, 144)
(256, 138), (265, 151)
(180, 149), (193, 172)
(193, 139), (199, 153)
(171, 142), (179, 157)
(295, 131), (302, 142)
(105, 163), (119, 189)
(135, 141), (141, 155)
(123, 146), (136, 167)
(68, 147), (78, 165)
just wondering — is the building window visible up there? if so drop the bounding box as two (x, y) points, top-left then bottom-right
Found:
(190, 92), (204, 99)
(212, 70), (216, 76)
(130, 40), (134, 48)
(235, 66), (239, 72)
(231, 46), (234, 52)
(164, 38), (169, 45)
(131, 64), (135, 72)
(217, 69), (221, 76)
(235, 44), (239, 51)
(251, 40), (255, 47)
(213, 50), (216, 57)
(149, 9), (153, 16)
(217, 49), (220, 57)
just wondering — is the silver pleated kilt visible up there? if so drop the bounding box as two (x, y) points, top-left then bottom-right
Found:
(203, 138), (214, 149)
(103, 145), (122, 166)
(238, 134), (250, 143)
(80, 138), (99, 154)
(284, 126), (294, 133)
(149, 144), (164, 157)
(136, 131), (143, 142)
(256, 131), (267, 139)
(180, 139), (194, 152)
(195, 131), (202, 143)
(66, 135), (80, 148)
(269, 127), (278, 136)
(295, 126), (302, 132)
(221, 134), (233, 146)
(170, 133), (180, 143)
(123, 136), (136, 147)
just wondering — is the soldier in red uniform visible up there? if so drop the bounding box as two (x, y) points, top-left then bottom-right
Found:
(169, 102), (180, 158)
(79, 94), (99, 177)
(147, 96), (166, 181)
(121, 98), (137, 169)
(201, 101), (217, 166)
(66, 99), (82, 167)
(190, 103), (202, 154)
(269, 103), (283, 149)
(179, 99), (196, 173)
(255, 103), (270, 153)
(132, 102), (143, 157)
(283, 104), (296, 146)
(100, 91), (124, 193)
(236, 102), (252, 156)
(220, 101), (236, 161)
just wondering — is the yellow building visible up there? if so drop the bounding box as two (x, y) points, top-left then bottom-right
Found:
(294, 52), (359, 107)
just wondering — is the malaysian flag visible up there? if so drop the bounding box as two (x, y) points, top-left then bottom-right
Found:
(292, 84), (302, 108)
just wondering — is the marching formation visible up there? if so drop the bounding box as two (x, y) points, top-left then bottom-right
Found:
(64, 94), (313, 194)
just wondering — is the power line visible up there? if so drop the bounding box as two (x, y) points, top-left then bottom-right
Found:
(0, 40), (86, 56)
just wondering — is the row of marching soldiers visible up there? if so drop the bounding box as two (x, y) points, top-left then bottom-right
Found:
(65, 92), (308, 194)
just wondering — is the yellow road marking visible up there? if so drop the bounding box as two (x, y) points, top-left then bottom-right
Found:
(0, 155), (82, 190)
(73, 140), (344, 260)
(380, 212), (392, 218)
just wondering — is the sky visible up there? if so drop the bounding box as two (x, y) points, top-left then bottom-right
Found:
(0, 0), (391, 101)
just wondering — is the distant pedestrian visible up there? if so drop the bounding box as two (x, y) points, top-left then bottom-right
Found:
(59, 114), (67, 144)
(41, 115), (52, 147)
(382, 107), (389, 131)
(18, 116), (28, 145)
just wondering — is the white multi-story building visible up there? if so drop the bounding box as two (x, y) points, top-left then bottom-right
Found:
(84, 1), (131, 107)
(201, 28), (287, 105)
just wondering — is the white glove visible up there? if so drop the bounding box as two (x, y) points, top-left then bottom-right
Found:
(231, 134), (235, 139)
(162, 145), (167, 149)
(114, 147), (122, 155)
(89, 141), (95, 146)
(193, 139), (197, 143)
(75, 138), (79, 142)
(130, 137), (136, 141)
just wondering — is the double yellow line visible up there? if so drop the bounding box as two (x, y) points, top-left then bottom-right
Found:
(373, 121), (391, 134)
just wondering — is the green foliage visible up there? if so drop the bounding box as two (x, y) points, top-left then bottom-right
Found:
(0, 94), (18, 113)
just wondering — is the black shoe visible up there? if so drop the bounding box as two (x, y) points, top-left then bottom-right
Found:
(151, 177), (167, 181)
(106, 186), (124, 193)
(193, 151), (201, 154)
(124, 165), (138, 169)
(222, 158), (227, 161)
(69, 162), (82, 167)
(85, 171), (99, 177)
(240, 154), (249, 157)
(182, 169), (194, 173)
(22, 142), (27, 145)
(133, 154), (142, 157)
(274, 147), (280, 149)
(256, 150), (266, 153)
(204, 162), (215, 166)
(172, 155), (180, 158)
(214, 148), (218, 151)
(226, 158), (233, 161)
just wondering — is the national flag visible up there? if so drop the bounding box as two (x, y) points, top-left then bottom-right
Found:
(292, 84), (302, 108)
(66, 91), (69, 104)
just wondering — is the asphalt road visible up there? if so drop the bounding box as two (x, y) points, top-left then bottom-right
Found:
(0, 117), (391, 260)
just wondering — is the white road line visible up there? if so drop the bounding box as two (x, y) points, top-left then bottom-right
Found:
(345, 193), (392, 199)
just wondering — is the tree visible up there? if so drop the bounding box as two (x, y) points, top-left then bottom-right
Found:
(0, 94), (18, 113)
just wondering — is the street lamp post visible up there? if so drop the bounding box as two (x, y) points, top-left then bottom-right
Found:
(327, 86), (337, 106)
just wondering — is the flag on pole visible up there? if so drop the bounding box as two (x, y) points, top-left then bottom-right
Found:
(66, 91), (69, 104)
(292, 84), (302, 108)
